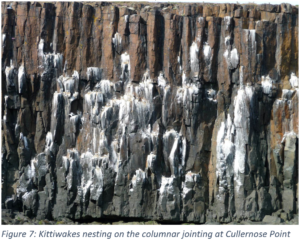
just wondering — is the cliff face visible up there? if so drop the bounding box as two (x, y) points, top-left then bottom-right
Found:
(1, 1), (299, 223)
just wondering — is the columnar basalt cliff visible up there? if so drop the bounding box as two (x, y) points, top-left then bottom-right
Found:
(1, 1), (299, 224)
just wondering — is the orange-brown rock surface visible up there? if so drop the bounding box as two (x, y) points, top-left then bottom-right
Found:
(1, 1), (298, 223)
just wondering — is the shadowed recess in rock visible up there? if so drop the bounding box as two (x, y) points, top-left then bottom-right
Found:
(1, 1), (298, 224)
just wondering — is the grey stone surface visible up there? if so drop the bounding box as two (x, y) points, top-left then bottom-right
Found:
(1, 1), (298, 224)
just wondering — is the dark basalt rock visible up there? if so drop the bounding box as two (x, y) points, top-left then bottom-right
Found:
(1, 1), (298, 224)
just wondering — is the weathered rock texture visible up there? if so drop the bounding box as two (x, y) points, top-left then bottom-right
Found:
(1, 1), (299, 223)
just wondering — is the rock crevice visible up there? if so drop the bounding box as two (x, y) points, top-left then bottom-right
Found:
(1, 1), (298, 223)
